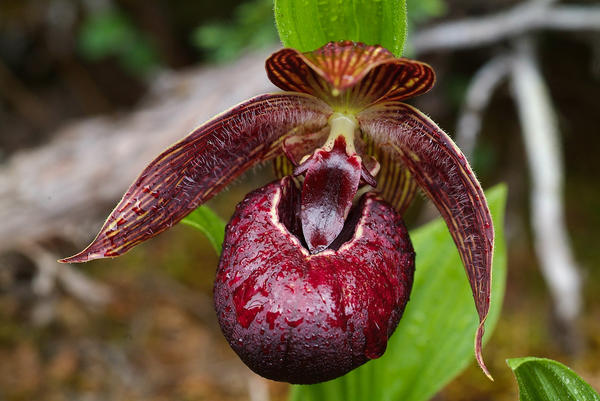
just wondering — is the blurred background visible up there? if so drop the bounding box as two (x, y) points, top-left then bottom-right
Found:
(1, 0), (599, 400)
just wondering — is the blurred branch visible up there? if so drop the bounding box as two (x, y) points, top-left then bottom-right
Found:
(57, 58), (113, 115)
(0, 59), (54, 128)
(22, 244), (111, 325)
(413, 3), (600, 53)
(455, 54), (511, 158)
(28, 245), (111, 303)
(247, 376), (270, 401)
(0, 50), (274, 254)
(510, 38), (582, 326)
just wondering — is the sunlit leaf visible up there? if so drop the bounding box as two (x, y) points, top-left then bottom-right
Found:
(290, 184), (507, 401)
(181, 205), (226, 253)
(274, 0), (407, 56)
(507, 357), (600, 401)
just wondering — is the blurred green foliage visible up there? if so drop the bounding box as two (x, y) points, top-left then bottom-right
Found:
(406, 0), (447, 24)
(78, 8), (161, 76)
(191, 0), (277, 62)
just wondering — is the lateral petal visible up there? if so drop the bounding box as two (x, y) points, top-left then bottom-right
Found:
(61, 93), (331, 263)
(358, 101), (494, 378)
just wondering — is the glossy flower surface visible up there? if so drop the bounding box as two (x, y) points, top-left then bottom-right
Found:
(61, 41), (494, 382)
(215, 177), (415, 383)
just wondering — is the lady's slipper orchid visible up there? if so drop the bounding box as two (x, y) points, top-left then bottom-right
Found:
(61, 41), (494, 384)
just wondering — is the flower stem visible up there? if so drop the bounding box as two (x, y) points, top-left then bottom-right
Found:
(325, 112), (359, 155)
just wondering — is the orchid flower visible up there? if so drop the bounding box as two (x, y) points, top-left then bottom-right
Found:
(61, 41), (494, 384)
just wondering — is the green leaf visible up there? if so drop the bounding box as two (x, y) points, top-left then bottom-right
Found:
(191, 0), (278, 62)
(274, 0), (407, 56)
(507, 357), (600, 401)
(181, 206), (226, 254)
(290, 184), (508, 401)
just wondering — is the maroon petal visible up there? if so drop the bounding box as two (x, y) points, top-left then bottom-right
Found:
(266, 41), (436, 109)
(295, 136), (362, 254)
(266, 42), (395, 95)
(357, 101), (494, 378)
(60, 93), (331, 263)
